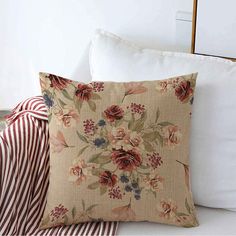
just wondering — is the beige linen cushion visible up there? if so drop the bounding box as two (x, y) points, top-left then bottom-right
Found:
(39, 72), (198, 229)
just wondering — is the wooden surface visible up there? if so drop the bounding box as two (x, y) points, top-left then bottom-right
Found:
(191, 0), (198, 54)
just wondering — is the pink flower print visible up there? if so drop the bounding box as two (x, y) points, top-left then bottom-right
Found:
(157, 199), (177, 220)
(124, 82), (147, 96)
(143, 173), (164, 192)
(156, 80), (173, 93)
(159, 81), (168, 92)
(51, 131), (69, 153)
(68, 159), (89, 185)
(55, 108), (79, 127)
(108, 127), (127, 144)
(162, 125), (182, 147)
(112, 201), (136, 221)
(124, 131), (143, 148)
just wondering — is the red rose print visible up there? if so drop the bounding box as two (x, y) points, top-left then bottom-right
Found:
(104, 105), (124, 122)
(99, 171), (117, 187)
(75, 84), (93, 101)
(111, 148), (142, 171)
(175, 80), (193, 102)
(48, 74), (71, 90)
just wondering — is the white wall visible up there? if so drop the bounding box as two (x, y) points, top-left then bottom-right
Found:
(0, 0), (193, 108)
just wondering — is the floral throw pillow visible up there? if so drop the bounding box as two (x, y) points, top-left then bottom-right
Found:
(39, 72), (198, 229)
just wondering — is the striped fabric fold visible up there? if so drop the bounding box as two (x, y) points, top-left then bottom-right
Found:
(0, 96), (118, 236)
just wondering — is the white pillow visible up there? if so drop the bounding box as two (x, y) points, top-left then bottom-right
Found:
(90, 30), (236, 211)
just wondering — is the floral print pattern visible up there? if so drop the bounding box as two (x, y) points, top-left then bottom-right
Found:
(157, 198), (198, 227)
(161, 125), (182, 147)
(124, 82), (147, 96)
(50, 131), (73, 153)
(175, 80), (193, 102)
(156, 75), (196, 104)
(75, 84), (93, 101)
(147, 152), (163, 169)
(49, 74), (72, 90)
(158, 199), (177, 220)
(111, 148), (142, 171)
(54, 107), (80, 127)
(143, 173), (164, 193)
(91, 82), (104, 92)
(41, 200), (99, 228)
(99, 171), (118, 187)
(68, 159), (92, 185)
(104, 105), (124, 122)
(50, 204), (68, 222)
(40, 73), (198, 229)
(112, 200), (136, 221)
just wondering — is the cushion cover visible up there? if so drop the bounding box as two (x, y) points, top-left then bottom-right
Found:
(39, 72), (198, 229)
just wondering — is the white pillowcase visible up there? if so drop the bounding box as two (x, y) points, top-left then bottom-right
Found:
(90, 30), (236, 211)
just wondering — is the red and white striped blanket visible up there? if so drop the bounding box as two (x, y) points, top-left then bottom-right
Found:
(0, 96), (118, 236)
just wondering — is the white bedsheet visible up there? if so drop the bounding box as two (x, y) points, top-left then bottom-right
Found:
(118, 206), (236, 235)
